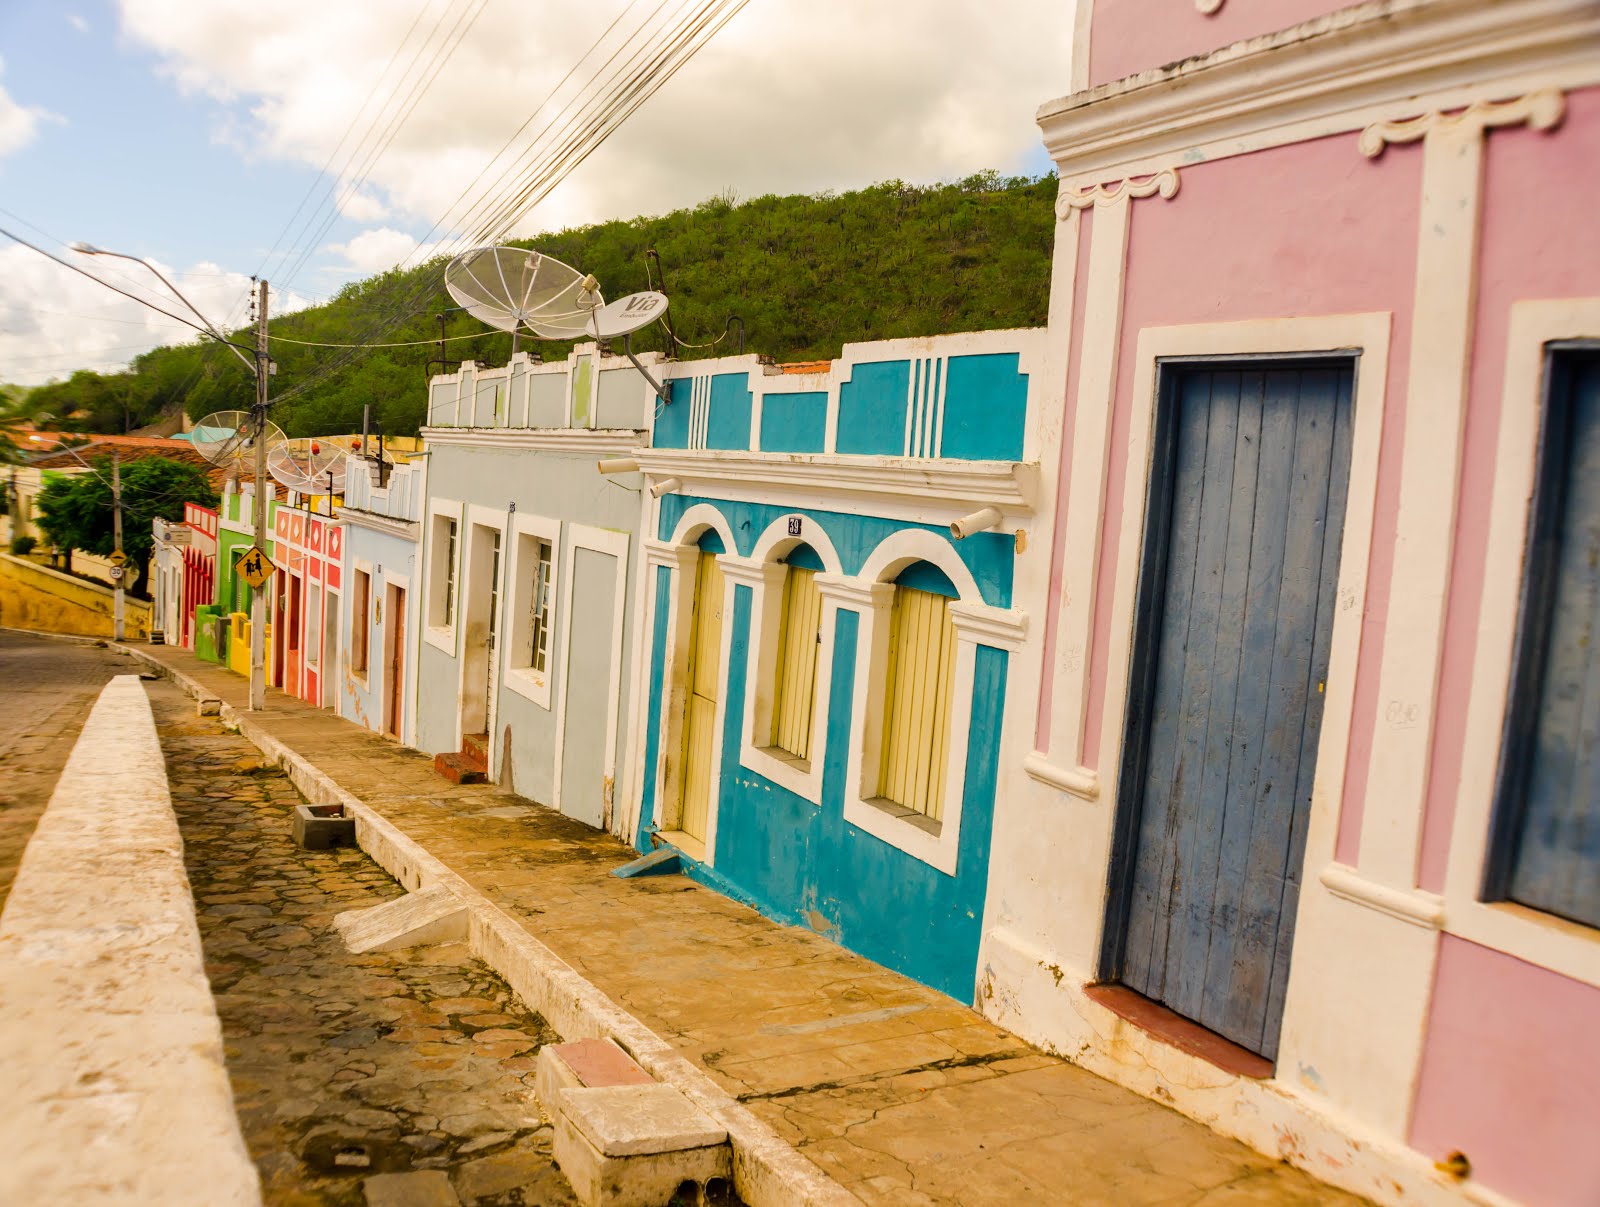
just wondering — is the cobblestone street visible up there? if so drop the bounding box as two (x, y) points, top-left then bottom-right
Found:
(150, 679), (578, 1206)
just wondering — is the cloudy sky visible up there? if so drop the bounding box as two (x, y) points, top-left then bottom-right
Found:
(0, 0), (1069, 386)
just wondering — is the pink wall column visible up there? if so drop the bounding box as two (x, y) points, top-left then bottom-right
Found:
(1417, 87), (1600, 890)
(1410, 935), (1600, 1206)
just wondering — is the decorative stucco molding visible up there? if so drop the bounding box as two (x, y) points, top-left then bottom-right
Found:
(1359, 87), (1565, 156)
(1318, 865), (1445, 930)
(1021, 752), (1101, 801)
(631, 448), (1040, 513)
(1056, 169), (1179, 217)
(1195, 0), (1224, 13)
(1035, 0), (1599, 182)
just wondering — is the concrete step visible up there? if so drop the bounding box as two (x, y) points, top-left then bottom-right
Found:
(432, 751), (486, 785)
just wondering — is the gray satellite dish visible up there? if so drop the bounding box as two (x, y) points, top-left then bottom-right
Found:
(589, 291), (669, 340)
(445, 247), (672, 404)
(189, 409), (287, 472)
(267, 439), (346, 497)
(444, 246), (603, 349)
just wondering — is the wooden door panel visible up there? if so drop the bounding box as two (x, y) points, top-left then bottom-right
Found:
(1120, 363), (1353, 1059)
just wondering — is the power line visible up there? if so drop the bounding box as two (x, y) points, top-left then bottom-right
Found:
(254, 0), (444, 283)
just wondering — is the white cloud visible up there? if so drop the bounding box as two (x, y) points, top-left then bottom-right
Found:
(67, 15), (91, 34)
(0, 246), (314, 386)
(336, 187), (390, 223)
(326, 227), (444, 275)
(113, 0), (1070, 246)
(0, 56), (61, 159)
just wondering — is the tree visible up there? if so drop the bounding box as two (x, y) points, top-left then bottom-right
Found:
(35, 456), (218, 598)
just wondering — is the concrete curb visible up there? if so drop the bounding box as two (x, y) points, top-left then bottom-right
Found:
(128, 648), (859, 1207)
(0, 674), (261, 1206)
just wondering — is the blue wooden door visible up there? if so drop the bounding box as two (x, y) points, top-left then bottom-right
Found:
(1117, 362), (1354, 1059)
(1496, 350), (1600, 928)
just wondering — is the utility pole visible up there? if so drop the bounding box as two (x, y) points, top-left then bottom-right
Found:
(111, 449), (124, 642)
(249, 278), (270, 711)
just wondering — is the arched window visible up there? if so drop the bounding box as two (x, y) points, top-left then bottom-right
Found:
(877, 561), (960, 823)
(770, 543), (824, 759)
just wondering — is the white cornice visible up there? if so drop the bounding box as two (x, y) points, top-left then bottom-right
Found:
(948, 601), (1029, 651)
(336, 507), (419, 541)
(420, 426), (645, 454)
(1037, 0), (1600, 183)
(632, 448), (1039, 514)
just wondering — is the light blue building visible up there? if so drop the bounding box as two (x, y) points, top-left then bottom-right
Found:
(626, 330), (1044, 1000)
(336, 453), (427, 741)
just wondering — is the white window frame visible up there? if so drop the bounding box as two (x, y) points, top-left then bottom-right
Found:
(1447, 297), (1600, 988)
(840, 529), (1026, 876)
(423, 497), (463, 655)
(503, 510), (560, 709)
(733, 514), (844, 807)
(305, 580), (323, 667)
(649, 505), (739, 866)
(349, 560), (373, 686)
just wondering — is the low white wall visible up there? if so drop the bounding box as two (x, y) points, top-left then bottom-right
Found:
(0, 675), (260, 1205)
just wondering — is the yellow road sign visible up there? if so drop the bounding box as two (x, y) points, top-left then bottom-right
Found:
(108, 549), (127, 567)
(236, 546), (277, 591)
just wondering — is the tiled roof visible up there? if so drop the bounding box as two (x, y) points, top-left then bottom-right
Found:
(778, 360), (832, 375)
(28, 439), (231, 491)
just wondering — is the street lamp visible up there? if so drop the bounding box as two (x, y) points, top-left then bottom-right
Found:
(68, 243), (258, 375)
(71, 242), (275, 709)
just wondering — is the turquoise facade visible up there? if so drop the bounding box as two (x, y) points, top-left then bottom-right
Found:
(758, 390), (827, 453)
(637, 494), (1014, 1001)
(652, 345), (1030, 460)
(655, 494), (1013, 608)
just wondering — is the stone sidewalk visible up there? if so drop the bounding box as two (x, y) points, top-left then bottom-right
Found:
(127, 643), (1360, 1207)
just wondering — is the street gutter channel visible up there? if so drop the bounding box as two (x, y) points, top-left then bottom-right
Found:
(150, 682), (580, 1206)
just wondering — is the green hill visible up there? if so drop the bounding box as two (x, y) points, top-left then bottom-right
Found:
(18, 172), (1056, 440)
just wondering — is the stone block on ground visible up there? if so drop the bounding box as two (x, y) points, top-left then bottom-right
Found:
(362, 1168), (461, 1207)
(334, 884), (469, 954)
(536, 1038), (655, 1120)
(197, 696), (221, 716)
(554, 1084), (730, 1207)
(292, 801), (356, 849)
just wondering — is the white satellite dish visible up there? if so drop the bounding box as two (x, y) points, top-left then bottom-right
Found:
(445, 247), (673, 404)
(189, 410), (287, 471)
(589, 291), (669, 340)
(444, 246), (603, 343)
(267, 439), (346, 497)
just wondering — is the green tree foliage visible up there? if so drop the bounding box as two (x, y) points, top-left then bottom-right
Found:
(5, 173), (1056, 440)
(35, 456), (218, 598)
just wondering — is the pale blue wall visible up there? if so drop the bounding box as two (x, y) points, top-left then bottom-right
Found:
(339, 521), (418, 733)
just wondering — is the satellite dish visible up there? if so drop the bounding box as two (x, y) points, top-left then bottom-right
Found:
(444, 246), (603, 342)
(589, 291), (670, 340)
(189, 410), (286, 470)
(267, 439), (346, 497)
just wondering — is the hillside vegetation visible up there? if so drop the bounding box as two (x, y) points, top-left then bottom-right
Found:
(14, 172), (1056, 439)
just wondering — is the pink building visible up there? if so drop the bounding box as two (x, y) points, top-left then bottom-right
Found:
(982, 2), (1600, 1204)
(180, 502), (217, 650)
(270, 506), (344, 709)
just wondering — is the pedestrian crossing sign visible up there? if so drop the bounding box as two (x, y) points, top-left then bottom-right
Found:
(236, 546), (277, 590)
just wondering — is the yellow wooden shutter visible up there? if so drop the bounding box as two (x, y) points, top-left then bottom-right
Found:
(679, 551), (725, 842)
(878, 585), (957, 821)
(771, 566), (821, 759)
